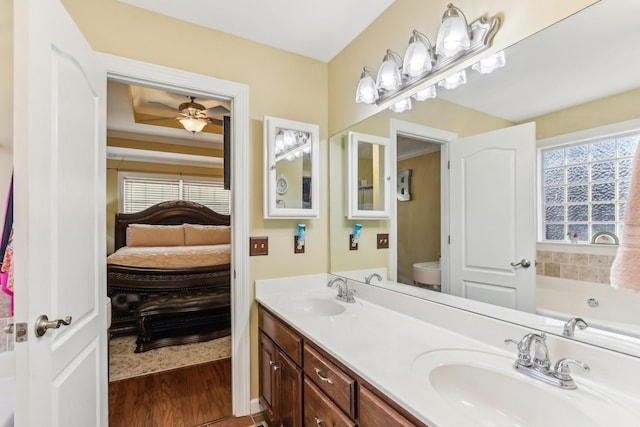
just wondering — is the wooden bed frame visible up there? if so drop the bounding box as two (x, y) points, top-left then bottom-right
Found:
(107, 200), (231, 336)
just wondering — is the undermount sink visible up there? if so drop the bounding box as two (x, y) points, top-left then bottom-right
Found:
(290, 297), (347, 316)
(411, 349), (637, 426)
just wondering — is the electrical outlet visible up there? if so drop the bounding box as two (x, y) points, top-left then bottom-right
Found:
(294, 236), (305, 254)
(349, 234), (358, 251)
(249, 236), (268, 256)
(377, 233), (389, 249)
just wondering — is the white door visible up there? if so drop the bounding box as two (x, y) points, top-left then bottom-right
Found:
(449, 123), (536, 312)
(13, 0), (107, 425)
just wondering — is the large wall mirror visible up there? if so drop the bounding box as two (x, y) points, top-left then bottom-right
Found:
(329, 0), (640, 358)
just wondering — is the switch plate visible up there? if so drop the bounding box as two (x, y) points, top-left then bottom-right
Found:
(349, 234), (358, 251)
(377, 233), (389, 249)
(250, 236), (269, 256)
(294, 236), (305, 254)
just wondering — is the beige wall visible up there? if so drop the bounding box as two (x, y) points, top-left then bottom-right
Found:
(397, 152), (441, 284)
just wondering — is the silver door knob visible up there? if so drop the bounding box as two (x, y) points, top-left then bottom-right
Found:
(34, 315), (72, 337)
(510, 259), (531, 268)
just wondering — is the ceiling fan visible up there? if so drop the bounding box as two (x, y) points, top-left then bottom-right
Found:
(141, 96), (230, 133)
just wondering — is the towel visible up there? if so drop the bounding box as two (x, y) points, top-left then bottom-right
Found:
(610, 143), (640, 292)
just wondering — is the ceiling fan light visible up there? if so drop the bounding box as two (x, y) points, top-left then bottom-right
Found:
(355, 68), (379, 104)
(472, 50), (506, 74)
(403, 31), (434, 77)
(413, 85), (437, 101)
(376, 50), (403, 91)
(437, 70), (467, 90)
(389, 97), (412, 113)
(436, 3), (471, 58)
(179, 117), (207, 133)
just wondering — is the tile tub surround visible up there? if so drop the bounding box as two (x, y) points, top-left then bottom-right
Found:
(256, 274), (640, 426)
(536, 245), (617, 284)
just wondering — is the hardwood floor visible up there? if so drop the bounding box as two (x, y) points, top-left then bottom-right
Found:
(109, 358), (236, 427)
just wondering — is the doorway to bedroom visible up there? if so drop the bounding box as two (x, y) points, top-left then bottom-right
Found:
(105, 80), (236, 426)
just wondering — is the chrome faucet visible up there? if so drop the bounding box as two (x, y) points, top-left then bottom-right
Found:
(327, 277), (356, 303)
(364, 273), (383, 284)
(505, 332), (589, 389)
(563, 317), (588, 337)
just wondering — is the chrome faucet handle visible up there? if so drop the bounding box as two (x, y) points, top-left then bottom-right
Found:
(563, 317), (588, 337)
(505, 334), (535, 367)
(553, 358), (590, 389)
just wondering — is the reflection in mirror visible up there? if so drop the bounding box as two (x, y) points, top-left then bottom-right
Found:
(264, 116), (319, 218)
(348, 132), (390, 219)
(329, 0), (640, 358)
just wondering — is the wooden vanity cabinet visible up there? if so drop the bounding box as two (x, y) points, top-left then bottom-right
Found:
(258, 305), (428, 427)
(259, 309), (303, 427)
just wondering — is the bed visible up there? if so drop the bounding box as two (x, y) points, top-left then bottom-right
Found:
(107, 200), (231, 338)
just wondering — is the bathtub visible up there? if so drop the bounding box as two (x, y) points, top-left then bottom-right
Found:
(536, 275), (640, 340)
(0, 350), (14, 427)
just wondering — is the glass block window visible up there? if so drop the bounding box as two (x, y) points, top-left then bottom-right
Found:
(541, 134), (638, 243)
(121, 174), (230, 215)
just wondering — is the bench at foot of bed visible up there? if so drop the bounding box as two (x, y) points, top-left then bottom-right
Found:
(134, 290), (231, 353)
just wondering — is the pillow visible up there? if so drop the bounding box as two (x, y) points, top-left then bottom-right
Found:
(126, 224), (185, 247)
(183, 224), (231, 246)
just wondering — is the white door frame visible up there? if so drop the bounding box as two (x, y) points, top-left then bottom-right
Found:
(98, 53), (251, 415)
(389, 119), (456, 292)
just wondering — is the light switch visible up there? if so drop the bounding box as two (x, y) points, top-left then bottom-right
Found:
(249, 236), (268, 256)
(377, 233), (389, 249)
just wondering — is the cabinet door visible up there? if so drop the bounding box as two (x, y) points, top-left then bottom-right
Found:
(359, 385), (417, 427)
(259, 332), (279, 425)
(278, 349), (303, 427)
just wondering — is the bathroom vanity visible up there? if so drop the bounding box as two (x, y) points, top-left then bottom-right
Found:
(256, 274), (640, 427)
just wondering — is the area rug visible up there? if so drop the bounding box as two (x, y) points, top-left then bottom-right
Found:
(109, 335), (231, 382)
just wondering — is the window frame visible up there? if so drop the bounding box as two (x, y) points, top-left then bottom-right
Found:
(117, 171), (230, 214)
(537, 119), (640, 244)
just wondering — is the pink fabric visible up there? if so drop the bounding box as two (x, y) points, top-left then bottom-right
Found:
(1, 229), (13, 315)
(610, 144), (640, 292)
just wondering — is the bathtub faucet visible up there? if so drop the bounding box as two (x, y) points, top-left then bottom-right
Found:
(563, 317), (588, 337)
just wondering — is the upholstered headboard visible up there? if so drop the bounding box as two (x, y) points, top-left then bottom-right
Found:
(114, 200), (230, 251)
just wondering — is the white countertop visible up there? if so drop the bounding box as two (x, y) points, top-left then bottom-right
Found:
(256, 274), (640, 427)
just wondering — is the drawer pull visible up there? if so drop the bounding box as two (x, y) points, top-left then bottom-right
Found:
(269, 360), (279, 371)
(314, 416), (323, 426)
(314, 367), (333, 385)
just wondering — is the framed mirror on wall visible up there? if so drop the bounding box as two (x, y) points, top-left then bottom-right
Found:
(347, 131), (391, 219)
(263, 116), (319, 218)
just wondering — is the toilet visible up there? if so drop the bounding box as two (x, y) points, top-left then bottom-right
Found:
(413, 260), (441, 291)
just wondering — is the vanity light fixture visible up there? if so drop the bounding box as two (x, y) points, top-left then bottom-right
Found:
(354, 4), (500, 107)
(403, 30), (434, 77)
(179, 117), (207, 133)
(435, 3), (471, 58)
(471, 50), (506, 74)
(274, 129), (311, 161)
(376, 49), (403, 91)
(437, 69), (467, 90)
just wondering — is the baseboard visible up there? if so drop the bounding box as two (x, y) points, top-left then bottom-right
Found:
(250, 398), (262, 415)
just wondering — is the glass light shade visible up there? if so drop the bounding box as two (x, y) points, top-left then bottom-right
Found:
(437, 70), (467, 90)
(403, 32), (433, 77)
(179, 117), (207, 133)
(275, 131), (285, 153)
(436, 4), (471, 58)
(389, 97), (412, 113)
(376, 50), (402, 91)
(413, 85), (437, 101)
(355, 69), (379, 104)
(283, 130), (297, 148)
(472, 50), (506, 74)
